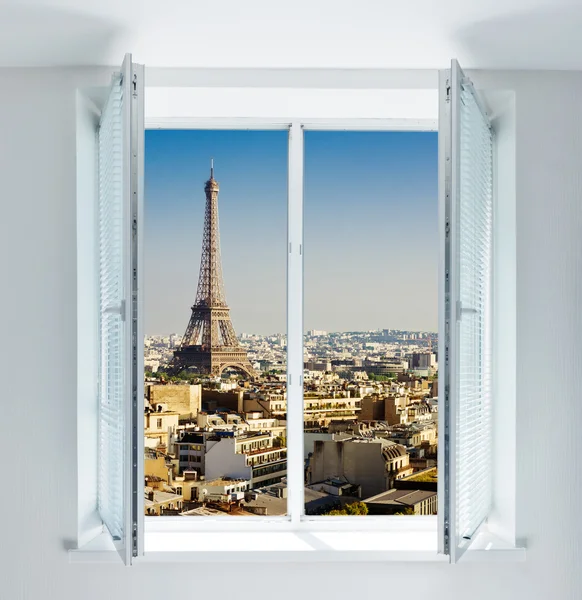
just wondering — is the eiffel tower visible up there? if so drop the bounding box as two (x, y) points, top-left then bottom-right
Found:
(171, 161), (256, 379)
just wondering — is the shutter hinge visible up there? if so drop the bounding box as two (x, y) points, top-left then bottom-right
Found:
(132, 523), (138, 557)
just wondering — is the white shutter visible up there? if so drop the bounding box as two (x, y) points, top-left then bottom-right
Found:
(440, 60), (494, 562)
(97, 54), (144, 564)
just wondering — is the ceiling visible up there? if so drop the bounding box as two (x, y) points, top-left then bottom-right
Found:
(1, 0), (582, 69)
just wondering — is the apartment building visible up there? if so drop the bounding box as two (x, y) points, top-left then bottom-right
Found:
(308, 437), (413, 498)
(205, 434), (287, 488)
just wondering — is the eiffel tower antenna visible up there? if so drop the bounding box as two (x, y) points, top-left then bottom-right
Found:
(170, 161), (256, 378)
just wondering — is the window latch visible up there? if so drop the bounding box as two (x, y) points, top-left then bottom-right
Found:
(456, 301), (478, 321)
(104, 300), (126, 321)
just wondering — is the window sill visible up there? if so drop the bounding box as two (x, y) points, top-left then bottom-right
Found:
(69, 524), (525, 564)
(460, 529), (527, 563)
(68, 530), (121, 564)
(138, 529), (446, 563)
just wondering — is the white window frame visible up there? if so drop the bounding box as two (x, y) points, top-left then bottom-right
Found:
(72, 70), (523, 564)
(141, 115), (437, 533)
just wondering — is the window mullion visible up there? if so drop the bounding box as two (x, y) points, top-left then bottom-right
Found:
(287, 122), (305, 525)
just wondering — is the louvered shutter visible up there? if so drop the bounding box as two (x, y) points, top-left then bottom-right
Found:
(97, 54), (144, 564)
(441, 59), (494, 562)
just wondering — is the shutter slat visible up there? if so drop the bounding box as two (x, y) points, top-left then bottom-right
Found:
(97, 73), (126, 542)
(455, 79), (494, 542)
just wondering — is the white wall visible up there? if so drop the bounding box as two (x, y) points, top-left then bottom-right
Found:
(0, 67), (580, 599)
(205, 438), (250, 481)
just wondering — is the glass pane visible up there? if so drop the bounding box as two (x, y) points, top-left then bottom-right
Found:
(144, 130), (288, 516)
(304, 131), (439, 516)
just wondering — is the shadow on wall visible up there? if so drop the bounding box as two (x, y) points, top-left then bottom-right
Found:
(453, 5), (582, 70)
(0, 5), (126, 67)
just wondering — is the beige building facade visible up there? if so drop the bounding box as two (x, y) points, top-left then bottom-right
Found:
(147, 384), (202, 418)
(308, 438), (412, 498)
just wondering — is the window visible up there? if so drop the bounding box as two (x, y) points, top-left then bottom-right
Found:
(83, 58), (519, 565)
(156, 418), (162, 429)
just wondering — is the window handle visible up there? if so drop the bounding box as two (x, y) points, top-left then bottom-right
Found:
(103, 300), (126, 321)
(456, 301), (478, 321)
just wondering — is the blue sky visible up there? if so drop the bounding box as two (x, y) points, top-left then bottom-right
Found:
(145, 129), (438, 336)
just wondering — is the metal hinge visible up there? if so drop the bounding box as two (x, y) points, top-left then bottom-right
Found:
(132, 523), (138, 557)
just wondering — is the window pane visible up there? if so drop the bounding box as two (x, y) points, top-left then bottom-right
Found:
(144, 130), (288, 516)
(303, 131), (439, 516)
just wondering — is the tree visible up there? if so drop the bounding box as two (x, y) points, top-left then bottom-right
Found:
(367, 372), (395, 382)
(324, 501), (368, 516)
(394, 507), (415, 515)
(344, 501), (368, 516)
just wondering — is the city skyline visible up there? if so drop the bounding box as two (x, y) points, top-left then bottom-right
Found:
(145, 130), (438, 336)
(145, 327), (438, 338)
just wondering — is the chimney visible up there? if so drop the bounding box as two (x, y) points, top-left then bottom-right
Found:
(148, 491), (154, 501)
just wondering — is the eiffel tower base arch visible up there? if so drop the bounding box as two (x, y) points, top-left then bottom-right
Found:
(170, 346), (256, 380)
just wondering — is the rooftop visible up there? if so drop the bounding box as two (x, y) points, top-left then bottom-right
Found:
(144, 488), (183, 506)
(179, 506), (226, 517)
(364, 488), (437, 506)
(197, 478), (249, 487)
(402, 468), (438, 483)
(243, 489), (287, 516)
(177, 433), (205, 444)
(311, 477), (354, 490)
